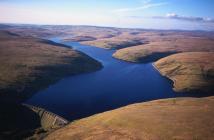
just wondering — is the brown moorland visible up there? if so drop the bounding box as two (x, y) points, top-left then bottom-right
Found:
(5, 25), (214, 55)
(63, 36), (97, 42)
(154, 52), (214, 93)
(81, 32), (147, 49)
(45, 96), (214, 140)
(5, 25), (121, 39)
(1, 25), (214, 139)
(0, 30), (102, 139)
(113, 35), (214, 63)
(0, 30), (102, 100)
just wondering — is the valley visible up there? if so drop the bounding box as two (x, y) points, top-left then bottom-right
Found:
(0, 24), (213, 139)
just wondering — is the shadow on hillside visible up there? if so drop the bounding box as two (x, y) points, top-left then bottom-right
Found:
(0, 100), (41, 140)
(139, 52), (177, 63)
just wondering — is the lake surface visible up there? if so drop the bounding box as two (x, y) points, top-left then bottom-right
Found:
(26, 38), (201, 121)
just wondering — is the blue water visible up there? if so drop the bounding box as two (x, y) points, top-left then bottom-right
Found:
(26, 38), (201, 121)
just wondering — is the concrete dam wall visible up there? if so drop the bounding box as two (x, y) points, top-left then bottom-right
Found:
(23, 104), (69, 129)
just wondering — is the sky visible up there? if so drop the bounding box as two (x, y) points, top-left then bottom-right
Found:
(0, 0), (214, 30)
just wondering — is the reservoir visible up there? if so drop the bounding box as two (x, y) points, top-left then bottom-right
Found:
(26, 38), (203, 121)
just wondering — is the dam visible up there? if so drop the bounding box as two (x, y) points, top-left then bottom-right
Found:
(22, 104), (68, 129)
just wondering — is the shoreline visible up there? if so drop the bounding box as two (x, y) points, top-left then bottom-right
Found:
(45, 96), (214, 140)
(0, 32), (103, 139)
(152, 63), (177, 91)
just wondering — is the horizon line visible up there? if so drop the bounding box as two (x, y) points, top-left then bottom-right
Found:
(1, 22), (214, 32)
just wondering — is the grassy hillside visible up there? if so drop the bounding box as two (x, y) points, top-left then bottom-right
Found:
(1, 25), (214, 139)
(63, 36), (97, 42)
(113, 36), (214, 63)
(154, 52), (214, 93)
(0, 30), (102, 101)
(81, 32), (145, 49)
(5, 25), (121, 38)
(0, 30), (102, 139)
(45, 96), (214, 140)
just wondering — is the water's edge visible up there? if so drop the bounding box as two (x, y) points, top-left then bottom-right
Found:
(26, 38), (208, 121)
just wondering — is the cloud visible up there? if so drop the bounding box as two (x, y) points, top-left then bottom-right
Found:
(154, 13), (214, 23)
(140, 0), (152, 4)
(112, 1), (168, 13)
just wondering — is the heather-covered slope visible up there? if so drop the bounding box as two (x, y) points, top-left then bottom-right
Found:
(154, 52), (214, 93)
(81, 32), (146, 49)
(0, 30), (102, 139)
(0, 30), (102, 100)
(113, 36), (214, 63)
(45, 96), (214, 140)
